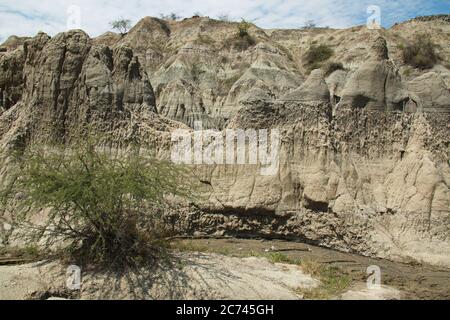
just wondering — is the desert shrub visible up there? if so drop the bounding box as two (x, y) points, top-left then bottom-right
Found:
(222, 19), (256, 51)
(1, 140), (194, 269)
(229, 35), (256, 51)
(110, 18), (132, 34)
(160, 13), (182, 21)
(402, 34), (438, 69)
(223, 34), (256, 51)
(217, 13), (231, 22)
(323, 61), (345, 76)
(302, 20), (317, 29)
(304, 44), (334, 65)
(303, 44), (334, 73)
(237, 19), (252, 37)
(297, 259), (351, 299)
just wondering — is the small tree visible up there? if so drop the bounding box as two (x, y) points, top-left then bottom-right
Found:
(237, 19), (252, 37)
(1, 140), (195, 269)
(303, 20), (317, 29)
(110, 18), (132, 34)
(160, 13), (182, 21)
(217, 13), (231, 22)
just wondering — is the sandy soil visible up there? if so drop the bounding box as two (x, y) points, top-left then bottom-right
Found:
(1, 238), (447, 300)
(0, 253), (319, 300)
(180, 238), (450, 300)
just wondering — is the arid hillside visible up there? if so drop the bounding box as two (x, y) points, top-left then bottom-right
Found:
(0, 15), (449, 268)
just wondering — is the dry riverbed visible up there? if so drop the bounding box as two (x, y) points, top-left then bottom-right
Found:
(0, 238), (448, 300)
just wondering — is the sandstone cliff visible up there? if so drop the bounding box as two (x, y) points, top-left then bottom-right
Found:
(0, 15), (449, 267)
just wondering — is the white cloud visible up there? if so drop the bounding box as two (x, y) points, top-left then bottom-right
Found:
(0, 0), (445, 42)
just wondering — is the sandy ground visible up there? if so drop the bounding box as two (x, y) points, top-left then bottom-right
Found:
(0, 262), (49, 300)
(0, 248), (407, 300)
(180, 238), (450, 300)
(0, 253), (319, 300)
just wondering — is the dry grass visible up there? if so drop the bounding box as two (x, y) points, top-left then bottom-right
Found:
(297, 258), (351, 299)
(402, 34), (438, 69)
(0, 245), (43, 261)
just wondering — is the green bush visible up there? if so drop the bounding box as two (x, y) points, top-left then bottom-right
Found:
(160, 13), (181, 21)
(304, 44), (334, 65)
(110, 18), (132, 34)
(1, 140), (194, 269)
(302, 20), (317, 29)
(223, 35), (256, 51)
(222, 19), (256, 51)
(402, 34), (438, 69)
(237, 19), (252, 37)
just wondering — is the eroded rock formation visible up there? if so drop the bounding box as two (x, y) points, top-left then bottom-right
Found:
(0, 16), (449, 267)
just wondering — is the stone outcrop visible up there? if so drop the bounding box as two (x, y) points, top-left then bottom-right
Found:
(338, 37), (410, 111)
(326, 69), (348, 106)
(188, 101), (450, 267)
(279, 69), (330, 103)
(407, 72), (450, 113)
(0, 30), (166, 148)
(0, 16), (449, 267)
(0, 46), (25, 112)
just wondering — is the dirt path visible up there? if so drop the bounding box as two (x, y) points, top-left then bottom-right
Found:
(173, 238), (450, 300)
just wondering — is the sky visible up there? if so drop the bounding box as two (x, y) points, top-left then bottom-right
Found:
(0, 0), (449, 42)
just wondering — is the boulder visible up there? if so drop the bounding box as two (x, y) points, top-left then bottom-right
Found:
(279, 69), (330, 103)
(407, 72), (450, 113)
(339, 37), (409, 111)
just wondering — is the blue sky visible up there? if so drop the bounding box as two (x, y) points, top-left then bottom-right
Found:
(0, 0), (449, 42)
